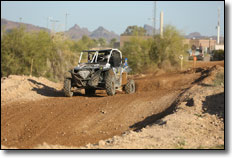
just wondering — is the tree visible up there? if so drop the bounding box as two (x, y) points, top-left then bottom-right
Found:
(98, 38), (106, 47)
(121, 25), (187, 73)
(1, 27), (31, 76)
(1, 27), (78, 81)
(121, 36), (153, 73)
(110, 38), (117, 47)
(122, 25), (146, 36)
(149, 25), (187, 70)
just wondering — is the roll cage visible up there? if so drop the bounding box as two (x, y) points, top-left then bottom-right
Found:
(78, 49), (122, 66)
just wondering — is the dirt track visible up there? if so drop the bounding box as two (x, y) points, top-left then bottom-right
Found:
(1, 61), (224, 149)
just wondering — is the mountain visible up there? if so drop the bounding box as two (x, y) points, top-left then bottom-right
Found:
(90, 26), (119, 41)
(1, 18), (119, 42)
(144, 24), (154, 35)
(64, 24), (91, 40)
(184, 32), (224, 43)
(185, 32), (203, 39)
(1, 18), (49, 33)
(64, 25), (119, 42)
(144, 24), (161, 36)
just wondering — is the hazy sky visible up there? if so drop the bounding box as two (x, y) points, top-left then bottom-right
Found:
(1, 1), (224, 36)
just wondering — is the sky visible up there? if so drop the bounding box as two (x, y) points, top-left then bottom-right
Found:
(1, 1), (224, 36)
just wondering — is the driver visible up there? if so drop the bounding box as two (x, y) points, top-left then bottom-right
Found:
(103, 53), (110, 61)
(99, 53), (110, 62)
(88, 54), (93, 62)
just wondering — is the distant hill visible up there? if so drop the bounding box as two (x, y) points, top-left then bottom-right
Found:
(142, 26), (224, 44)
(1, 18), (119, 42)
(184, 31), (224, 44)
(185, 32), (203, 39)
(1, 18), (49, 33)
(64, 24), (91, 40)
(1, 19), (223, 44)
(143, 24), (160, 36)
(65, 25), (119, 42)
(90, 26), (119, 41)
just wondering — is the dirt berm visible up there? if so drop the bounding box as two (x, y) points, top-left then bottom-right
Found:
(1, 61), (224, 149)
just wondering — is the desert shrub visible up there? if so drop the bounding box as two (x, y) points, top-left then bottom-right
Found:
(121, 25), (187, 73)
(213, 72), (224, 86)
(121, 36), (153, 73)
(1, 27), (51, 77)
(211, 50), (224, 61)
(149, 25), (187, 71)
(1, 27), (81, 81)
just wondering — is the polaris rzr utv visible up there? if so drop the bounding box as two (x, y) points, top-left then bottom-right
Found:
(63, 49), (135, 97)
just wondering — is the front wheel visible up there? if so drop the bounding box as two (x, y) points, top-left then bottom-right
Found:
(64, 78), (73, 97)
(124, 79), (135, 94)
(105, 71), (116, 96)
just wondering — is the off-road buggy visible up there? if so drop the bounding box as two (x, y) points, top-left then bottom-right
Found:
(63, 49), (135, 97)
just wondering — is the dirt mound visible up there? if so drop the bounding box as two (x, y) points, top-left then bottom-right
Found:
(78, 66), (225, 149)
(134, 64), (224, 93)
(1, 75), (63, 105)
(135, 73), (198, 92)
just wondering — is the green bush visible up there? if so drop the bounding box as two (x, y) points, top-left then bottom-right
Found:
(149, 25), (187, 71)
(121, 36), (153, 73)
(213, 72), (224, 86)
(211, 50), (224, 61)
(121, 25), (187, 73)
(1, 27), (98, 81)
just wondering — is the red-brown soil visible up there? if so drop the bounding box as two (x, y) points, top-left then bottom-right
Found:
(1, 61), (224, 149)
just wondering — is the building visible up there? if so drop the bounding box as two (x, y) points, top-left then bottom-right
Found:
(183, 39), (217, 52)
(215, 44), (224, 51)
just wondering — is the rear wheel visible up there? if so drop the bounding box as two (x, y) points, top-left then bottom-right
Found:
(85, 88), (96, 96)
(125, 79), (135, 94)
(64, 78), (73, 97)
(105, 71), (116, 96)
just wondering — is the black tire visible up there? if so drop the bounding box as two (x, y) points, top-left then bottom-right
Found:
(64, 78), (73, 97)
(85, 88), (96, 96)
(105, 71), (116, 96)
(125, 79), (135, 94)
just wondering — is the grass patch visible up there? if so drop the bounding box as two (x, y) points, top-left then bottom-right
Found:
(197, 144), (224, 149)
(213, 72), (224, 86)
(175, 140), (186, 149)
(210, 144), (224, 149)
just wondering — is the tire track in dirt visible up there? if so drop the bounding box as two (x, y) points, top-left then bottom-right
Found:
(2, 62), (223, 149)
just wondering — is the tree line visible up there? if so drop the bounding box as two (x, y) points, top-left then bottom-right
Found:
(1, 27), (118, 81)
(1, 25), (188, 81)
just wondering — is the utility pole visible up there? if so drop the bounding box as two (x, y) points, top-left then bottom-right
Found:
(50, 19), (59, 33)
(153, 1), (157, 36)
(46, 17), (53, 30)
(19, 17), (23, 28)
(217, 7), (220, 44)
(160, 11), (164, 38)
(47, 17), (49, 29)
(65, 12), (70, 31)
(19, 17), (22, 23)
